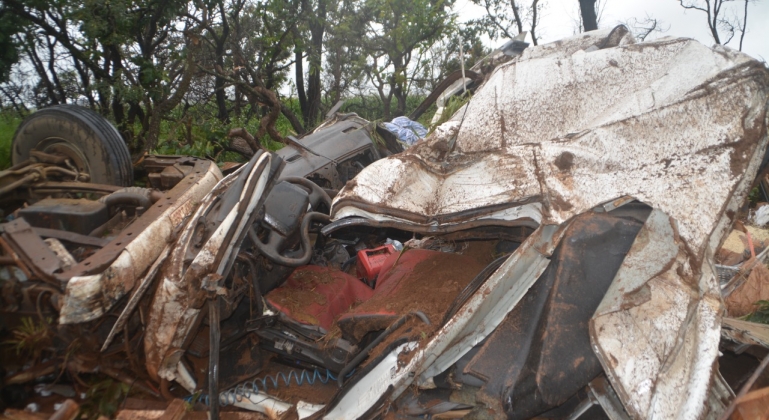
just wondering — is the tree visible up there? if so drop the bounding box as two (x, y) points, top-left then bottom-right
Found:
(470, 0), (544, 45)
(737, 0), (752, 51)
(0, 0), (495, 157)
(346, 0), (455, 119)
(225, 0), (306, 134)
(294, 0), (330, 128)
(678, 0), (754, 49)
(322, 0), (366, 106)
(1, 0), (202, 153)
(0, 7), (22, 84)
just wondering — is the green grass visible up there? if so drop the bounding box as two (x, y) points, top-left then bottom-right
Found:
(0, 114), (21, 170)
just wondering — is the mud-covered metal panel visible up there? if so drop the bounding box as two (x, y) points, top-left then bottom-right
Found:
(59, 160), (222, 324)
(590, 210), (724, 419)
(333, 32), (769, 256)
(144, 154), (275, 383)
(328, 26), (769, 419)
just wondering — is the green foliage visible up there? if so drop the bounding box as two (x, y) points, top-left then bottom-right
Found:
(340, 94), (427, 122)
(152, 99), (305, 159)
(340, 0), (456, 118)
(749, 186), (762, 205)
(0, 113), (20, 169)
(4, 317), (53, 364)
(78, 379), (131, 420)
(742, 300), (769, 324)
(153, 115), (227, 159)
(0, 6), (22, 83)
(0, 0), (480, 157)
(428, 92), (471, 131)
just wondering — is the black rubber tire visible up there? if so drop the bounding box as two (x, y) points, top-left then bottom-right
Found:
(12, 105), (133, 187)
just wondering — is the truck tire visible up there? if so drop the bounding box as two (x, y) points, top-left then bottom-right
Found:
(12, 105), (133, 187)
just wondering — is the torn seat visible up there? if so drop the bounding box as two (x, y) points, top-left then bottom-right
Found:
(256, 266), (374, 372)
(257, 250), (485, 371)
(337, 249), (486, 343)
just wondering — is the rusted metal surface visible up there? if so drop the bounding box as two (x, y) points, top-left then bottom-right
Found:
(0, 162), (88, 197)
(18, 198), (108, 236)
(61, 158), (219, 277)
(58, 158), (222, 324)
(31, 181), (122, 194)
(2, 218), (63, 284)
(0, 235), (33, 281)
(33, 227), (110, 248)
(325, 26), (769, 419)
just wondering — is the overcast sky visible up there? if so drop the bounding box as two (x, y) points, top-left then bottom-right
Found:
(454, 0), (768, 62)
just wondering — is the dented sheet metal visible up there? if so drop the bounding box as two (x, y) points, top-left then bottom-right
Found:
(144, 154), (273, 382)
(59, 160), (222, 324)
(330, 27), (769, 418)
(334, 36), (769, 253)
(590, 209), (723, 419)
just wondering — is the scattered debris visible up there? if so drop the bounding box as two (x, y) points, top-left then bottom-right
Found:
(726, 263), (769, 317)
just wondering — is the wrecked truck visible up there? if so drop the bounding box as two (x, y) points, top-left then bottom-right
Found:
(3, 25), (769, 420)
(0, 104), (391, 408)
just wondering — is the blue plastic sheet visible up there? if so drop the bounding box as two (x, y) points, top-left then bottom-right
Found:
(382, 116), (428, 146)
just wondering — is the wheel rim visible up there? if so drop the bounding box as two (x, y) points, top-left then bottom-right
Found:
(36, 137), (91, 179)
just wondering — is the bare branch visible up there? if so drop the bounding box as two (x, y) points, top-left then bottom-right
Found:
(625, 15), (670, 41)
(738, 0), (749, 51)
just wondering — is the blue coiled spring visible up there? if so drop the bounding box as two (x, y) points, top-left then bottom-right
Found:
(195, 368), (339, 406)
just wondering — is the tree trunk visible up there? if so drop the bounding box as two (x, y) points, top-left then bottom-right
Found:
(392, 55), (407, 117)
(281, 104), (307, 135)
(579, 0), (598, 32)
(295, 43), (308, 121)
(215, 1), (230, 122)
(304, 0), (326, 128)
(330, 45), (343, 104)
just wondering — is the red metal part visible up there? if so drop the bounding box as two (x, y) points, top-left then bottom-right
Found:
(356, 244), (396, 287)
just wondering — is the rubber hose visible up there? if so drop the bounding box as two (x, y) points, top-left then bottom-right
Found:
(99, 187), (158, 210)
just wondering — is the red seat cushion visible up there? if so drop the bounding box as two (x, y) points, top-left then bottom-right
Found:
(337, 249), (485, 342)
(266, 266), (375, 331)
